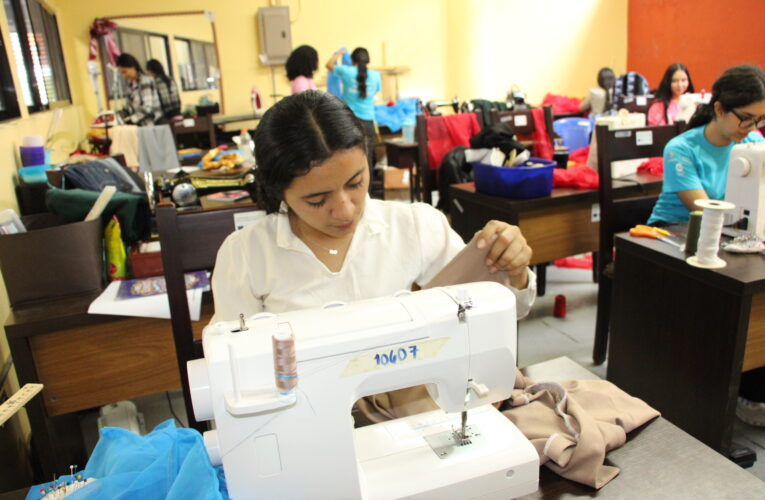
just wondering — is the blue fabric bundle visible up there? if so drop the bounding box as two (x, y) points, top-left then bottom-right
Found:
(374, 99), (419, 132)
(26, 420), (229, 500)
(327, 47), (352, 97)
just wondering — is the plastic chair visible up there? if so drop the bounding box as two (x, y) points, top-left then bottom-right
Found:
(553, 117), (594, 151)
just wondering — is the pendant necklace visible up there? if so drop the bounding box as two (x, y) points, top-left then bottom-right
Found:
(306, 237), (339, 255)
(295, 220), (342, 255)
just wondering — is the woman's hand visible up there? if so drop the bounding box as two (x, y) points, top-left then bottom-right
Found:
(475, 220), (532, 289)
(325, 49), (347, 72)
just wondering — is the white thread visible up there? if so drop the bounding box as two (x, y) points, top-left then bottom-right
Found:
(687, 200), (735, 269)
(543, 433), (560, 457)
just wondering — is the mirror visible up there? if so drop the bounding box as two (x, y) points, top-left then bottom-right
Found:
(95, 11), (223, 116)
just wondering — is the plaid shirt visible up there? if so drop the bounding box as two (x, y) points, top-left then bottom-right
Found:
(121, 74), (163, 126)
(154, 76), (181, 120)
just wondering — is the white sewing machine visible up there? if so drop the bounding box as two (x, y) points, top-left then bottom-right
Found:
(725, 141), (765, 239)
(188, 282), (539, 499)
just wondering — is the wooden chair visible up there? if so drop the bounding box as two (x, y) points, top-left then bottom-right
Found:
(156, 201), (260, 431)
(616, 94), (654, 115)
(490, 106), (555, 295)
(489, 106), (554, 142)
(415, 110), (482, 204)
(592, 122), (684, 365)
(171, 114), (216, 150)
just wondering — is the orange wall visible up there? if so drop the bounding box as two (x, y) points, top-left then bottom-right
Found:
(628, 0), (765, 92)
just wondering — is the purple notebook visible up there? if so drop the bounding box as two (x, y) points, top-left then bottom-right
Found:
(116, 271), (209, 299)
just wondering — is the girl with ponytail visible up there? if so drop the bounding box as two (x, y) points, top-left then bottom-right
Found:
(326, 47), (382, 189)
(648, 64), (765, 226)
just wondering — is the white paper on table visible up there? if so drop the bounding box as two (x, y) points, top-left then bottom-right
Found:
(88, 280), (203, 320)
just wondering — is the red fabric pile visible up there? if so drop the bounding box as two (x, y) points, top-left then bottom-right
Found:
(554, 253), (593, 269)
(426, 113), (481, 172)
(529, 108), (553, 160)
(553, 165), (599, 189)
(637, 157), (664, 177)
(541, 93), (583, 114)
(568, 146), (590, 166)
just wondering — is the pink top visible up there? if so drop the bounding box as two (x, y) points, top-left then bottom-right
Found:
(290, 75), (317, 94)
(647, 99), (680, 126)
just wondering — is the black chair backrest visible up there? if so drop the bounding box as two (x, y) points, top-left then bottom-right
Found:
(155, 201), (260, 430)
(490, 106), (555, 148)
(616, 94), (655, 114)
(595, 122), (684, 272)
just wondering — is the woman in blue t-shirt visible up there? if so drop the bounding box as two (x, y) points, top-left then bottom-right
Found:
(326, 47), (382, 186)
(648, 65), (765, 226)
(648, 65), (765, 427)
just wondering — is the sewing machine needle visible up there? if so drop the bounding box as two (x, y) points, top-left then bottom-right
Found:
(461, 411), (467, 438)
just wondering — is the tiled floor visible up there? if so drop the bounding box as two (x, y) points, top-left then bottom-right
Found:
(80, 261), (765, 483)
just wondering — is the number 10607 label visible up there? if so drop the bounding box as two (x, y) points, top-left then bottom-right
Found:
(342, 338), (449, 377)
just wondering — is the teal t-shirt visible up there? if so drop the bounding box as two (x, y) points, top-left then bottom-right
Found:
(647, 127), (764, 224)
(332, 65), (381, 121)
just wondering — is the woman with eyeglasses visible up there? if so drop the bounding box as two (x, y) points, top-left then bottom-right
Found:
(647, 65), (765, 226)
(646, 65), (765, 427)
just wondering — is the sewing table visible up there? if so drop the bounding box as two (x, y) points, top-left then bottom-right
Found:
(448, 173), (662, 266)
(607, 232), (765, 454)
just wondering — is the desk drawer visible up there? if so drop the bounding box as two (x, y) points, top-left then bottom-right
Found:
(518, 203), (598, 264)
(31, 306), (211, 416)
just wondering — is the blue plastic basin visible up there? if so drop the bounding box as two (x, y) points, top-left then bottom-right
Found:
(473, 158), (555, 199)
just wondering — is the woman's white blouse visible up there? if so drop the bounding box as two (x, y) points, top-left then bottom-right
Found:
(210, 199), (536, 323)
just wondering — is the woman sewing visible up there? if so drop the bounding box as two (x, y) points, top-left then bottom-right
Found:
(115, 53), (163, 126)
(647, 63), (695, 126)
(648, 65), (765, 226)
(646, 65), (765, 427)
(211, 90), (536, 421)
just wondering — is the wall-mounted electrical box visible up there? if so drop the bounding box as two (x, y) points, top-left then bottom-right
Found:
(257, 6), (292, 65)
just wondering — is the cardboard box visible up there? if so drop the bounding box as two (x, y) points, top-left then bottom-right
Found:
(130, 244), (164, 278)
(383, 167), (410, 189)
(0, 214), (104, 306)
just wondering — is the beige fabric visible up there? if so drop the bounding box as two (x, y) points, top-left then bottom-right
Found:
(503, 370), (660, 489)
(109, 125), (139, 168)
(354, 386), (439, 426)
(354, 369), (659, 490)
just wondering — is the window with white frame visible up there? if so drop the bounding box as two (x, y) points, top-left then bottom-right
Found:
(174, 37), (218, 91)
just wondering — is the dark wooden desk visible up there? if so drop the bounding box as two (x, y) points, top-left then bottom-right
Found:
(449, 174), (662, 265)
(383, 139), (419, 202)
(607, 233), (765, 453)
(5, 293), (212, 481)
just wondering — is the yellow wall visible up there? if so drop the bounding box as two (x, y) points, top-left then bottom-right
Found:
(447, 0), (628, 104)
(53, 0), (628, 123)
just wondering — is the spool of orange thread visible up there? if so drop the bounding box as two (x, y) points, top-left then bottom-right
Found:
(272, 327), (298, 395)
